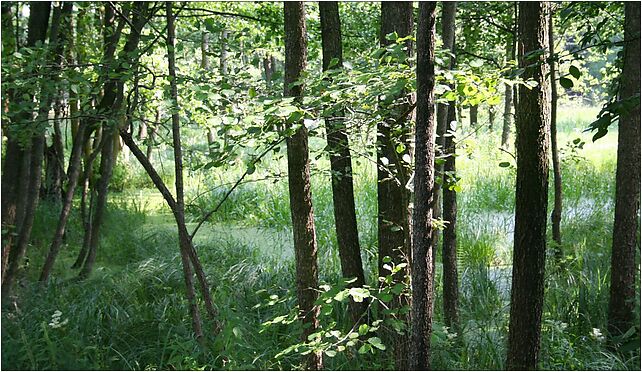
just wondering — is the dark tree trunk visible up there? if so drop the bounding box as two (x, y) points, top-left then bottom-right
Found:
(378, 3), (414, 369)
(607, 1), (640, 339)
(78, 2), (150, 278)
(548, 6), (563, 256)
(439, 0), (459, 332)
(1, 1), (51, 298)
(39, 122), (91, 282)
(469, 105), (478, 127)
(42, 98), (65, 204)
(442, 104), (459, 330)
(506, 2), (550, 370)
(166, 2), (206, 341)
(410, 2), (437, 370)
(284, 3), (322, 369)
(319, 1), (367, 324)
(488, 105), (496, 132)
(263, 55), (274, 86)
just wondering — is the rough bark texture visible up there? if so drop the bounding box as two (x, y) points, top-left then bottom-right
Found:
(607, 2), (640, 339)
(506, 2), (550, 370)
(378, 3), (414, 370)
(439, 1), (459, 331)
(1, 1), (51, 298)
(433, 1), (458, 281)
(410, 2), (437, 370)
(319, 1), (367, 324)
(284, 3), (322, 369)
(548, 7), (562, 254)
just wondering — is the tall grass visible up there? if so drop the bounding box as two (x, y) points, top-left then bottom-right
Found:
(2, 106), (639, 370)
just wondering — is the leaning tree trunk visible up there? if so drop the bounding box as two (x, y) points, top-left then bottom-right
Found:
(319, 1), (367, 324)
(378, 3), (414, 369)
(548, 6), (563, 257)
(440, 0), (460, 332)
(410, 2), (437, 370)
(607, 1), (640, 339)
(284, 2), (322, 369)
(506, 2), (550, 370)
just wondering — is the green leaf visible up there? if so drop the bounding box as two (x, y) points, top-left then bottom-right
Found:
(358, 324), (369, 335)
(358, 343), (372, 354)
(324, 350), (337, 357)
(498, 162), (511, 168)
(569, 65), (581, 79)
(367, 337), (386, 350)
(559, 77), (574, 89)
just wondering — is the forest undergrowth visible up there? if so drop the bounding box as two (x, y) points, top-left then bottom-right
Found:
(1, 106), (639, 370)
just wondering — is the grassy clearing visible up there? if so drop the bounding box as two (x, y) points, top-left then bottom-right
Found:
(2, 105), (639, 370)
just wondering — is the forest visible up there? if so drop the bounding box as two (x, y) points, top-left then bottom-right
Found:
(0, 1), (640, 370)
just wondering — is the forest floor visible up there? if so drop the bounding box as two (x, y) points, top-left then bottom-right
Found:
(2, 105), (640, 370)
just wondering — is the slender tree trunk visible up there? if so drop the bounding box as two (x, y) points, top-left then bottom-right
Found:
(548, 7), (563, 256)
(442, 104), (459, 330)
(469, 105), (478, 127)
(488, 105), (496, 132)
(166, 2), (205, 341)
(607, 2), (640, 339)
(78, 2), (150, 278)
(201, 31), (210, 70)
(502, 7), (517, 149)
(506, 3), (550, 370)
(439, 1), (460, 331)
(42, 100), (65, 203)
(284, 3), (322, 369)
(378, 3), (414, 369)
(319, 1), (367, 324)
(410, 2), (437, 370)
(39, 123), (91, 282)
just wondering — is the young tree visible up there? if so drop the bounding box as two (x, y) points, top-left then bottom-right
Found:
(548, 5), (563, 254)
(378, 3), (413, 369)
(607, 1), (640, 339)
(439, 0), (460, 331)
(410, 2), (437, 370)
(506, 2), (550, 369)
(501, 3), (517, 149)
(319, 1), (367, 324)
(284, 2), (322, 369)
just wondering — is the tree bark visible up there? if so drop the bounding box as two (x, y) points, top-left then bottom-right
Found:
(469, 105), (478, 127)
(201, 31), (210, 70)
(439, 1), (460, 332)
(410, 2), (437, 370)
(1, 1), (52, 298)
(319, 1), (367, 325)
(488, 105), (496, 132)
(506, 2), (550, 370)
(378, 3), (414, 369)
(284, 3), (322, 369)
(607, 1), (640, 339)
(548, 6), (563, 256)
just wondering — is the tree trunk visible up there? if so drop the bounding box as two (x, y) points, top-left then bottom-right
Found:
(284, 3), (322, 369)
(410, 2), (437, 370)
(39, 122), (91, 282)
(506, 2), (550, 370)
(439, 1), (460, 332)
(201, 31), (210, 70)
(378, 3), (414, 369)
(442, 104), (459, 330)
(78, 2), (150, 278)
(1, 1), (52, 298)
(548, 6), (563, 256)
(166, 2), (206, 341)
(469, 105), (478, 127)
(42, 98), (65, 203)
(607, 1), (640, 339)
(319, 1), (367, 325)
(488, 105), (496, 132)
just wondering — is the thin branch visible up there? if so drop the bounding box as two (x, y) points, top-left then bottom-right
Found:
(189, 137), (285, 241)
